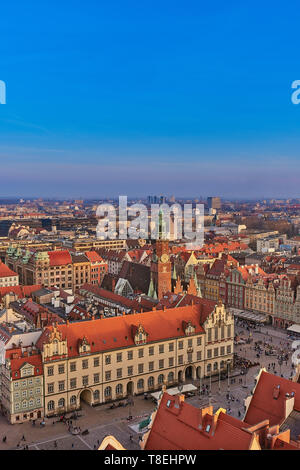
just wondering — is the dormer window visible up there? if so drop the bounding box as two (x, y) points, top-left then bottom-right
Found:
(205, 424), (211, 433)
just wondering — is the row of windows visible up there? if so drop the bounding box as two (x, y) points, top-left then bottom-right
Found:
(14, 388), (41, 399)
(207, 326), (232, 342)
(15, 398), (41, 411)
(207, 345), (231, 359)
(46, 353), (207, 392)
(14, 378), (41, 388)
(48, 358), (100, 375)
(104, 338), (202, 364)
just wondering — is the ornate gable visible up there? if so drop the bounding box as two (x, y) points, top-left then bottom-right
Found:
(132, 324), (148, 345)
(182, 320), (196, 336)
(78, 336), (91, 354)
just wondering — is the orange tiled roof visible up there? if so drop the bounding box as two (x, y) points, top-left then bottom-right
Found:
(144, 393), (255, 450)
(244, 371), (300, 427)
(48, 250), (72, 266)
(0, 262), (17, 278)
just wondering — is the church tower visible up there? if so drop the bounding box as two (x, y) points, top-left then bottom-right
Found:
(150, 209), (172, 300)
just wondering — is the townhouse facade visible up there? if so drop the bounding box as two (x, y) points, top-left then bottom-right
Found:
(1, 301), (234, 422)
(1, 348), (44, 424)
(5, 248), (107, 292)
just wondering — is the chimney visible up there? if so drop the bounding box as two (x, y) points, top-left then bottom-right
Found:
(179, 394), (185, 403)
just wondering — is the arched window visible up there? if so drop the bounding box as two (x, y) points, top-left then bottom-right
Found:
(220, 360), (225, 369)
(213, 362), (218, 371)
(137, 379), (144, 389)
(148, 376), (154, 388)
(58, 398), (65, 408)
(168, 372), (174, 383)
(158, 374), (164, 384)
(104, 386), (112, 397)
(70, 395), (76, 405)
(48, 400), (55, 411)
(207, 363), (211, 373)
(116, 384), (123, 395)
(93, 390), (100, 401)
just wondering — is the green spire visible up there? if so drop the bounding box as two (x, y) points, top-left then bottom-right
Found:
(148, 274), (155, 298)
(172, 264), (177, 280)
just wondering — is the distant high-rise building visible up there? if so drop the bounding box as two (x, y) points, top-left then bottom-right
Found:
(207, 197), (221, 210)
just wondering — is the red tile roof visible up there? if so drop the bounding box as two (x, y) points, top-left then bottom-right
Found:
(36, 303), (211, 357)
(48, 250), (72, 266)
(0, 285), (42, 300)
(85, 251), (105, 263)
(144, 393), (256, 450)
(0, 262), (17, 278)
(244, 370), (300, 427)
(6, 349), (43, 379)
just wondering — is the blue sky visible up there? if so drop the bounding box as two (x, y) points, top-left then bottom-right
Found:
(0, 1), (300, 198)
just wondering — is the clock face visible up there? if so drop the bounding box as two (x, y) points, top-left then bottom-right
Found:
(160, 253), (169, 263)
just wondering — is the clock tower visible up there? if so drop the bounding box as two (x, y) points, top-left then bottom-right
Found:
(150, 210), (172, 300)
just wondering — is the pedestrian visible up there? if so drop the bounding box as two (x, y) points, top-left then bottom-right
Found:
(71, 443), (74, 448)
(2, 436), (6, 443)
(129, 435), (133, 442)
(22, 435), (25, 441)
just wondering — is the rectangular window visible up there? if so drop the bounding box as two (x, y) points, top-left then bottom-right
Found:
(169, 342), (174, 352)
(138, 349), (144, 358)
(178, 341), (183, 350)
(149, 361), (154, 371)
(188, 339), (193, 348)
(159, 344), (164, 354)
(197, 337), (202, 346)
(58, 364), (65, 374)
(94, 373), (100, 384)
(82, 359), (88, 369)
(128, 351), (133, 360)
(221, 346), (225, 356)
(138, 364), (144, 374)
(105, 355), (111, 365)
(128, 366), (133, 376)
(207, 329), (212, 342)
(149, 346), (154, 356)
(178, 355), (183, 365)
(70, 378), (77, 389)
(82, 376), (89, 386)
(227, 345), (231, 354)
(116, 353), (122, 363)
(169, 357), (174, 367)
(58, 381), (65, 391)
(48, 383), (54, 394)
(105, 371), (111, 381)
(207, 349), (212, 359)
(159, 359), (164, 369)
(70, 362), (76, 372)
(47, 367), (54, 376)
(94, 357), (99, 367)
(197, 351), (202, 361)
